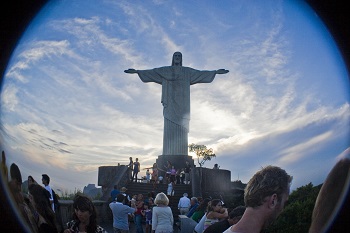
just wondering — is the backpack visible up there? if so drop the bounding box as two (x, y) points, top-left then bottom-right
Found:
(52, 189), (60, 211)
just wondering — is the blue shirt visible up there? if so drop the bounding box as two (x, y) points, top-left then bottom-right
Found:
(109, 202), (135, 230)
(187, 202), (199, 217)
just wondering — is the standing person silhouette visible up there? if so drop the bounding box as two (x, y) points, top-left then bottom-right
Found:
(132, 158), (140, 182)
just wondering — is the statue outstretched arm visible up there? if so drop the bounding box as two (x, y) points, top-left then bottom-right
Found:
(124, 68), (138, 74)
(215, 69), (229, 74)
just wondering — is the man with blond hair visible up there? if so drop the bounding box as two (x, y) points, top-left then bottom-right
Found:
(224, 165), (292, 233)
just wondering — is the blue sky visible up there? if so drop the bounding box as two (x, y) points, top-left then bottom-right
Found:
(1, 0), (349, 193)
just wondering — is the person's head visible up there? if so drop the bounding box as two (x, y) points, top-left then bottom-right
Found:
(228, 206), (246, 225)
(149, 197), (154, 206)
(154, 192), (169, 206)
(190, 197), (198, 206)
(28, 184), (51, 211)
(172, 51), (182, 66)
(136, 158), (138, 162)
(28, 183), (57, 231)
(28, 175), (36, 187)
(196, 198), (211, 211)
(121, 187), (127, 193)
(183, 193), (188, 197)
(72, 193), (97, 231)
(10, 163), (22, 185)
(144, 203), (149, 210)
(137, 193), (143, 201)
(244, 166), (292, 226)
(129, 157), (132, 161)
(41, 174), (50, 186)
(309, 148), (350, 233)
(116, 193), (125, 203)
(113, 184), (118, 189)
(207, 199), (223, 213)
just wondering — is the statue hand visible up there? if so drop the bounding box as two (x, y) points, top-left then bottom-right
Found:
(216, 69), (229, 74)
(124, 68), (138, 74)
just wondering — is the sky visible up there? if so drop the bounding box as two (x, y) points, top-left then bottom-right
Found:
(0, 0), (349, 193)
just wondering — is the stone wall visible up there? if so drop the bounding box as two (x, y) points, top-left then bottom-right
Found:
(98, 165), (129, 201)
(191, 167), (231, 198)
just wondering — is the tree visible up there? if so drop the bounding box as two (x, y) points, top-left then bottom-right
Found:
(188, 143), (216, 167)
(264, 182), (322, 233)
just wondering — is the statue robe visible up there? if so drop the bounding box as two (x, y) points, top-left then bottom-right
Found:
(137, 66), (217, 155)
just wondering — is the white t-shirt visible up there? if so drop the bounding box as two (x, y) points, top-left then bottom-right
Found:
(44, 185), (55, 212)
(223, 225), (242, 233)
(194, 213), (206, 233)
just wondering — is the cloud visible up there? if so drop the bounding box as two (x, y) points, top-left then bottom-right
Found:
(1, 84), (18, 112)
(278, 131), (334, 164)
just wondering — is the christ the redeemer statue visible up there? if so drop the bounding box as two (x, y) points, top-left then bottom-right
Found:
(125, 52), (229, 156)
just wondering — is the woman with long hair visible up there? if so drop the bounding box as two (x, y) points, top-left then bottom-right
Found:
(28, 183), (58, 233)
(152, 192), (174, 233)
(191, 198), (211, 223)
(63, 193), (106, 233)
(203, 199), (228, 231)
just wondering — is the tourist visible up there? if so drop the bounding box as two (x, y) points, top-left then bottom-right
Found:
(203, 199), (228, 231)
(110, 185), (120, 202)
(134, 193), (144, 233)
(120, 187), (130, 205)
(28, 175), (38, 187)
(184, 161), (191, 184)
(8, 163), (39, 233)
(191, 198), (211, 223)
(309, 147), (350, 233)
(28, 183), (58, 232)
(1, 150), (8, 181)
(167, 179), (175, 197)
(152, 192), (174, 233)
(132, 158), (140, 182)
(175, 169), (181, 184)
(110, 193), (136, 232)
(164, 161), (172, 182)
(158, 175), (164, 184)
(186, 197), (199, 218)
(180, 168), (185, 184)
(177, 193), (191, 215)
(41, 174), (54, 212)
(63, 193), (106, 233)
(128, 157), (133, 182)
(170, 166), (176, 183)
(223, 165), (292, 233)
(203, 206), (245, 233)
(141, 202), (152, 233)
(146, 169), (151, 183)
(213, 164), (220, 169)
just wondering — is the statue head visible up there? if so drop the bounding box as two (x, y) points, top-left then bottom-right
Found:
(172, 51), (182, 66)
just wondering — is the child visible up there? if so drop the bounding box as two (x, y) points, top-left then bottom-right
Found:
(142, 203), (152, 233)
(146, 169), (151, 183)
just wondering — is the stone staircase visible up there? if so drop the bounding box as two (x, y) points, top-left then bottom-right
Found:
(126, 182), (192, 219)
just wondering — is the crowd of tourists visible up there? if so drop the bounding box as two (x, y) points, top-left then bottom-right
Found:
(1, 149), (350, 233)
